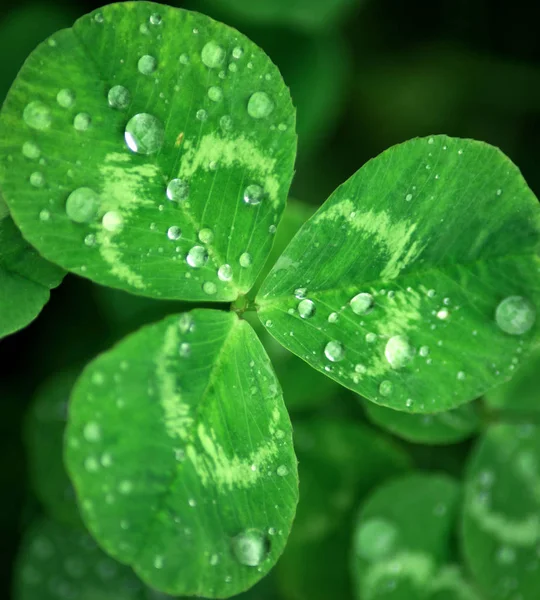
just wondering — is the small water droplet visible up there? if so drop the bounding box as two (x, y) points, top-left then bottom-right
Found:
(196, 109), (208, 121)
(108, 85), (131, 109)
(84, 233), (96, 246)
(247, 92), (274, 119)
(232, 47), (244, 59)
(243, 184), (264, 205)
(125, 113), (164, 154)
(350, 292), (374, 315)
(457, 371), (466, 380)
(23, 101), (51, 130)
(231, 529), (269, 567)
(94, 12), (104, 23)
(385, 335), (415, 369)
(324, 340), (345, 362)
(83, 422), (101, 442)
(178, 313), (195, 333)
(22, 141), (41, 159)
(405, 193), (413, 201)
(29, 172), (45, 187)
(73, 113), (91, 131)
(427, 289), (436, 298)
(201, 41), (226, 68)
(198, 228), (214, 244)
(419, 345), (430, 357)
(102, 211), (124, 232)
(220, 115), (233, 131)
(179, 53), (190, 65)
(149, 13), (162, 25)
(203, 281), (217, 295)
(138, 54), (157, 75)
(218, 264), (233, 281)
(39, 209), (51, 222)
(406, 398), (413, 408)
(355, 519), (397, 561)
(119, 480), (133, 494)
(495, 296), (536, 335)
(167, 226), (181, 240)
(365, 332), (377, 343)
(328, 312), (339, 323)
(298, 299), (316, 319)
(277, 465), (289, 476)
(294, 288), (307, 299)
(437, 308), (449, 320)
(186, 246), (208, 268)
(167, 178), (189, 202)
(208, 86), (223, 102)
(239, 252), (252, 268)
(56, 88), (76, 108)
(228, 63), (238, 73)
(379, 380), (392, 396)
(66, 187), (99, 223)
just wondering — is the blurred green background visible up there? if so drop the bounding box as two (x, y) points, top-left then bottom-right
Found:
(1, 0), (540, 598)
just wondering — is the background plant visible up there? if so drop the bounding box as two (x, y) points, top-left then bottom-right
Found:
(2, 1), (540, 600)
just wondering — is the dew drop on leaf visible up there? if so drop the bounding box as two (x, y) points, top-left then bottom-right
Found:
(29, 172), (45, 187)
(350, 292), (374, 315)
(297, 299), (315, 319)
(232, 47), (244, 59)
(22, 141), (41, 159)
(149, 12), (162, 25)
(23, 101), (51, 130)
(56, 88), (76, 108)
(178, 313), (195, 334)
(208, 86), (223, 102)
(495, 295), (536, 335)
(201, 41), (226, 69)
(324, 340), (345, 362)
(138, 54), (157, 75)
(247, 92), (274, 119)
(239, 252), (252, 268)
(277, 465), (289, 476)
(354, 518), (397, 561)
(385, 335), (415, 369)
(186, 246), (208, 268)
(218, 264), (233, 281)
(102, 211), (124, 232)
(196, 109), (208, 121)
(198, 228), (214, 244)
(231, 529), (269, 567)
(243, 184), (265, 205)
(203, 281), (217, 295)
(379, 380), (393, 396)
(178, 342), (191, 358)
(65, 187), (99, 223)
(124, 113), (164, 154)
(167, 226), (181, 241)
(73, 112), (91, 131)
(166, 178), (189, 202)
(108, 85), (131, 109)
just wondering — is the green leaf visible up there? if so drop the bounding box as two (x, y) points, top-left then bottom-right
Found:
(351, 473), (461, 600)
(257, 135), (540, 413)
(462, 423), (540, 600)
(196, 0), (360, 32)
(0, 209), (64, 338)
(363, 399), (481, 445)
(14, 518), (146, 600)
(0, 2), (296, 301)
(25, 370), (81, 526)
(65, 309), (298, 598)
(484, 346), (540, 414)
(276, 418), (411, 600)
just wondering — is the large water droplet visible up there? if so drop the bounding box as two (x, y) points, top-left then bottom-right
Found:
(125, 113), (164, 154)
(186, 246), (208, 268)
(166, 178), (189, 202)
(244, 184), (264, 205)
(385, 335), (415, 369)
(298, 299), (315, 319)
(324, 340), (345, 362)
(108, 85), (131, 109)
(247, 92), (274, 119)
(350, 293), (374, 315)
(231, 529), (269, 567)
(201, 41), (225, 69)
(167, 226), (181, 241)
(218, 264), (233, 281)
(239, 252), (252, 268)
(56, 89), (76, 108)
(198, 228), (214, 244)
(23, 101), (51, 130)
(102, 211), (124, 232)
(73, 113), (91, 131)
(138, 55), (157, 75)
(355, 519), (397, 561)
(66, 187), (99, 223)
(22, 141), (41, 159)
(495, 296), (536, 335)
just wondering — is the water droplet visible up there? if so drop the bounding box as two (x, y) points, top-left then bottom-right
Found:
(119, 480), (133, 494)
(355, 518), (397, 560)
(385, 335), (415, 369)
(208, 86), (223, 102)
(65, 187), (99, 223)
(125, 113), (164, 154)
(379, 380), (392, 396)
(247, 92), (274, 119)
(186, 245), (208, 268)
(243, 184), (264, 205)
(210, 553), (220, 566)
(108, 85), (131, 109)
(56, 89), (76, 108)
(231, 529), (269, 567)
(138, 54), (157, 75)
(228, 63), (238, 73)
(427, 289), (436, 298)
(84, 233), (96, 247)
(350, 292), (374, 315)
(269, 224), (277, 234)
(419, 345), (430, 357)
(232, 47), (244, 59)
(73, 113), (91, 131)
(201, 41), (225, 68)
(166, 178), (189, 202)
(178, 313), (195, 333)
(239, 252), (252, 268)
(22, 141), (41, 159)
(196, 109), (208, 121)
(203, 281), (217, 295)
(102, 211), (124, 232)
(94, 12), (104, 23)
(294, 288), (307, 299)
(39, 209), (51, 222)
(29, 172), (45, 187)
(167, 226), (181, 240)
(83, 422), (101, 442)
(179, 53), (190, 65)
(328, 312), (339, 323)
(179, 343), (191, 358)
(149, 13), (162, 25)
(198, 228), (214, 244)
(437, 308), (449, 320)
(23, 101), (51, 130)
(365, 332), (377, 343)
(218, 264), (233, 281)
(277, 465), (288, 476)
(220, 115), (233, 131)
(298, 299), (315, 319)
(495, 296), (536, 335)
(324, 340), (345, 362)
(406, 398), (413, 408)
(405, 193), (413, 201)
(84, 457), (99, 472)
(355, 364), (366, 374)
